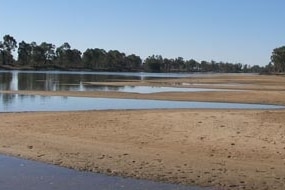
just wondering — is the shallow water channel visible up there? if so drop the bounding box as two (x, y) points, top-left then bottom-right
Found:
(0, 155), (210, 190)
(1, 94), (284, 112)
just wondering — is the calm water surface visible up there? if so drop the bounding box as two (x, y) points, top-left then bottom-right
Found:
(0, 94), (284, 112)
(0, 155), (209, 190)
(0, 70), (189, 90)
(0, 71), (243, 93)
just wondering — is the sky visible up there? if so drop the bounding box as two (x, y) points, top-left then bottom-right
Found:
(1, 0), (285, 66)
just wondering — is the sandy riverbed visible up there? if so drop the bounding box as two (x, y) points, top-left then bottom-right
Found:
(0, 74), (285, 190)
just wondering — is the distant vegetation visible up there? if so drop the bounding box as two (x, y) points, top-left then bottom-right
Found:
(0, 34), (284, 73)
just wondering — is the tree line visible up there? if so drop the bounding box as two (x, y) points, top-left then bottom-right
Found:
(0, 34), (284, 73)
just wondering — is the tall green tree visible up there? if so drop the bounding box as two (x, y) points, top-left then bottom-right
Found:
(3, 35), (17, 52)
(144, 55), (163, 72)
(200, 60), (210, 72)
(40, 42), (56, 64)
(271, 46), (285, 72)
(56, 43), (82, 67)
(0, 35), (17, 65)
(18, 41), (32, 65)
(106, 50), (126, 71)
(173, 57), (185, 71)
(29, 42), (56, 66)
(125, 54), (142, 71)
(30, 42), (45, 65)
(185, 59), (200, 72)
(56, 42), (71, 63)
(82, 48), (107, 70)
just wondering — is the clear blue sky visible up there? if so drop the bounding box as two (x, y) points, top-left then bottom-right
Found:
(1, 0), (285, 66)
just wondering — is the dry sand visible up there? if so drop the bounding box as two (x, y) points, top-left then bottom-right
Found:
(0, 74), (285, 190)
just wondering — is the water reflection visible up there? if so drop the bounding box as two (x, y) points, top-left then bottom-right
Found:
(0, 71), (145, 91)
(0, 71), (12, 90)
(0, 71), (233, 93)
(10, 71), (19, 90)
(0, 95), (284, 112)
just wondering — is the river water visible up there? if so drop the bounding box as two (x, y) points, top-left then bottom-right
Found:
(0, 155), (210, 190)
(0, 70), (239, 93)
(0, 95), (284, 112)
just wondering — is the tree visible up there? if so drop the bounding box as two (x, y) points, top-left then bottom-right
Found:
(1, 35), (256, 73)
(162, 58), (172, 72)
(30, 42), (45, 65)
(234, 63), (242, 73)
(67, 49), (82, 66)
(82, 49), (94, 69)
(56, 43), (82, 67)
(3, 35), (17, 52)
(200, 60), (210, 72)
(173, 57), (185, 71)
(185, 59), (200, 72)
(263, 62), (274, 73)
(144, 55), (163, 72)
(82, 48), (107, 70)
(271, 46), (285, 72)
(40, 42), (56, 64)
(0, 35), (17, 65)
(242, 64), (249, 73)
(29, 42), (56, 66)
(18, 41), (32, 65)
(106, 50), (126, 71)
(249, 65), (264, 73)
(125, 54), (142, 71)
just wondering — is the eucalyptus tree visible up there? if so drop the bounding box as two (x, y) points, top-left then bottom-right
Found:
(162, 58), (172, 72)
(82, 48), (94, 69)
(82, 48), (107, 70)
(185, 59), (200, 72)
(144, 55), (163, 72)
(40, 42), (56, 64)
(124, 54), (142, 71)
(18, 41), (32, 65)
(200, 60), (210, 72)
(29, 42), (56, 66)
(0, 34), (17, 65)
(56, 42), (82, 67)
(173, 57), (185, 71)
(271, 46), (285, 72)
(66, 49), (82, 67)
(106, 50), (126, 71)
(3, 35), (17, 52)
(56, 42), (71, 64)
(30, 42), (45, 65)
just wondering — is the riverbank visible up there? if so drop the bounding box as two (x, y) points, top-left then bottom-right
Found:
(0, 74), (285, 190)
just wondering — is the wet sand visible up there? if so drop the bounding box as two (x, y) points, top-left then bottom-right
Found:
(0, 74), (285, 190)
